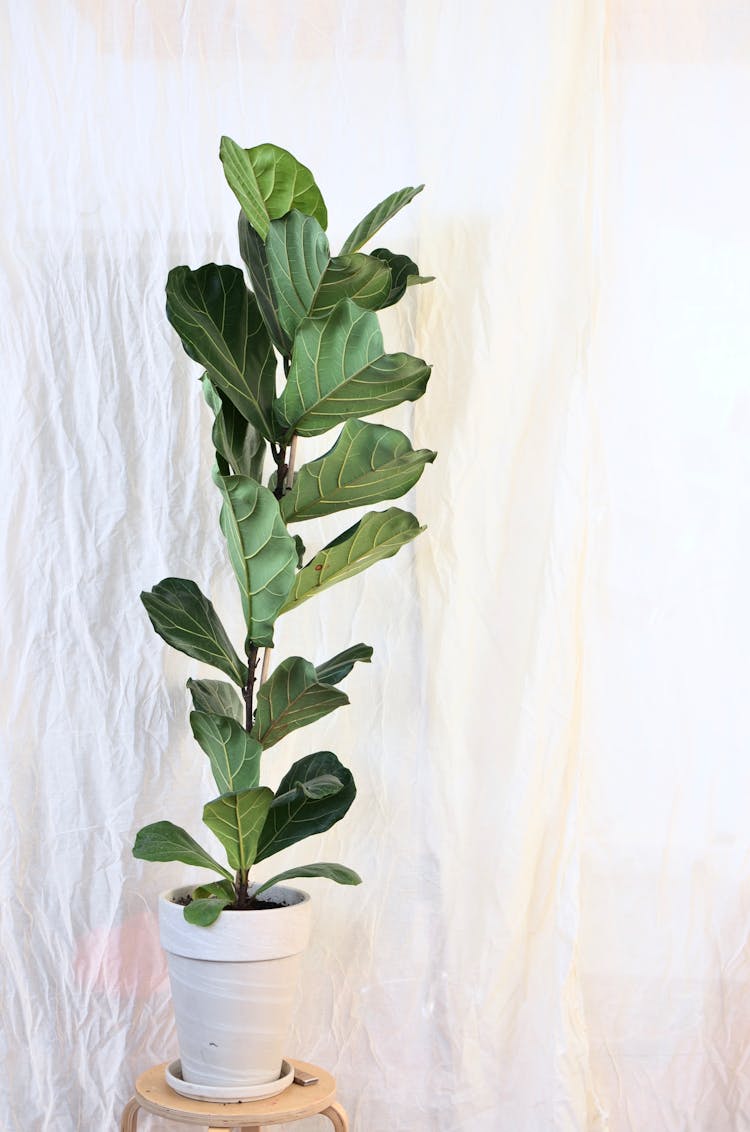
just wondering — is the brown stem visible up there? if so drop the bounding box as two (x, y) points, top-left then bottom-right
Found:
(243, 644), (260, 732)
(235, 869), (251, 910)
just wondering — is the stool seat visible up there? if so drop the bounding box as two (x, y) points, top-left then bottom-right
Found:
(120, 1059), (348, 1131)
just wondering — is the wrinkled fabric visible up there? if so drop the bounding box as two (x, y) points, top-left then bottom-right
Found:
(3, 2), (750, 1129)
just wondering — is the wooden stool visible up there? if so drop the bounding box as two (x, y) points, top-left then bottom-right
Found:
(120, 1059), (348, 1131)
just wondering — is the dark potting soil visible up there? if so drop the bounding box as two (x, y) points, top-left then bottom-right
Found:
(173, 894), (281, 912)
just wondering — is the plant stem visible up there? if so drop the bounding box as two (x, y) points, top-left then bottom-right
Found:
(260, 647), (272, 686)
(286, 433), (298, 488)
(235, 869), (251, 909)
(243, 643), (260, 732)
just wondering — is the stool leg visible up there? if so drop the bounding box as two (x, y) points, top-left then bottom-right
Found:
(120, 1097), (140, 1131)
(322, 1102), (349, 1131)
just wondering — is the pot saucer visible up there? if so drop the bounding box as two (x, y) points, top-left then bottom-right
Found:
(165, 1058), (294, 1102)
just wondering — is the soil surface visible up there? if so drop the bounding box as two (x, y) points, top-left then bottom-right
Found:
(173, 894), (280, 911)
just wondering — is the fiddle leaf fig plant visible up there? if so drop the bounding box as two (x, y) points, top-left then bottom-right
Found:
(133, 138), (435, 925)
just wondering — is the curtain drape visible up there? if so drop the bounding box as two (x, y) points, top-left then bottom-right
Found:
(3, 3), (750, 1129)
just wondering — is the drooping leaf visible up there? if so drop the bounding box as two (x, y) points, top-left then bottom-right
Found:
(132, 821), (232, 881)
(203, 786), (274, 872)
(141, 579), (247, 685)
(238, 215), (288, 354)
(220, 137), (327, 241)
(254, 862), (361, 898)
(274, 300), (430, 439)
(255, 751), (355, 862)
(252, 656), (349, 749)
(315, 644), (373, 686)
(370, 248), (435, 309)
(340, 184), (424, 254)
(183, 893), (234, 926)
(280, 420), (436, 523)
(187, 678), (244, 724)
(202, 375), (265, 482)
(166, 264), (277, 439)
(184, 879), (236, 925)
(214, 475), (298, 648)
(281, 508), (425, 613)
(263, 211), (391, 345)
(190, 711), (262, 794)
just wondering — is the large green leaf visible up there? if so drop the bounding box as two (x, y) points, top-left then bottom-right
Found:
(187, 678), (244, 723)
(132, 821), (232, 881)
(166, 264), (277, 439)
(255, 751), (355, 862)
(255, 863), (361, 898)
(252, 656), (349, 749)
(315, 644), (373, 686)
(190, 711), (262, 794)
(280, 420), (436, 523)
(215, 475), (298, 648)
(220, 137), (327, 240)
(370, 248), (435, 309)
(281, 508), (425, 613)
(203, 786), (274, 872)
(340, 184), (424, 254)
(274, 300), (430, 439)
(238, 215), (288, 354)
(264, 211), (391, 343)
(141, 579), (247, 685)
(202, 376), (265, 482)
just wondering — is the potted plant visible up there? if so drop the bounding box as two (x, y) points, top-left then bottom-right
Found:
(132, 136), (436, 1099)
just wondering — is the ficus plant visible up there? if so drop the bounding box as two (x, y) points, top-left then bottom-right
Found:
(133, 137), (435, 926)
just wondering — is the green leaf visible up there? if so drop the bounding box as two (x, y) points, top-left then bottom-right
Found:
(263, 212), (391, 345)
(141, 579), (247, 685)
(274, 300), (430, 439)
(201, 375), (265, 482)
(281, 508), (425, 613)
(254, 863), (361, 898)
(184, 879), (236, 925)
(293, 534), (306, 569)
(340, 184), (424, 254)
(280, 420), (436, 523)
(214, 475), (298, 648)
(238, 215), (289, 354)
(166, 264), (277, 439)
(183, 894), (233, 926)
(220, 137), (327, 241)
(252, 656), (349, 749)
(132, 821), (233, 881)
(203, 787), (274, 872)
(187, 678), (244, 723)
(256, 751), (355, 862)
(190, 711), (262, 794)
(315, 644), (373, 686)
(370, 248), (434, 309)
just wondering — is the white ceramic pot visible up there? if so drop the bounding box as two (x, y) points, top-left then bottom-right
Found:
(159, 885), (312, 1091)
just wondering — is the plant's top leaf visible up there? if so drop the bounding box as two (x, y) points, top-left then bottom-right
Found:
(315, 644), (373, 686)
(220, 137), (327, 240)
(340, 184), (424, 254)
(141, 578), (247, 686)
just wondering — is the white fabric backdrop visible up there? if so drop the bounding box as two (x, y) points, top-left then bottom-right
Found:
(3, 2), (750, 1129)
